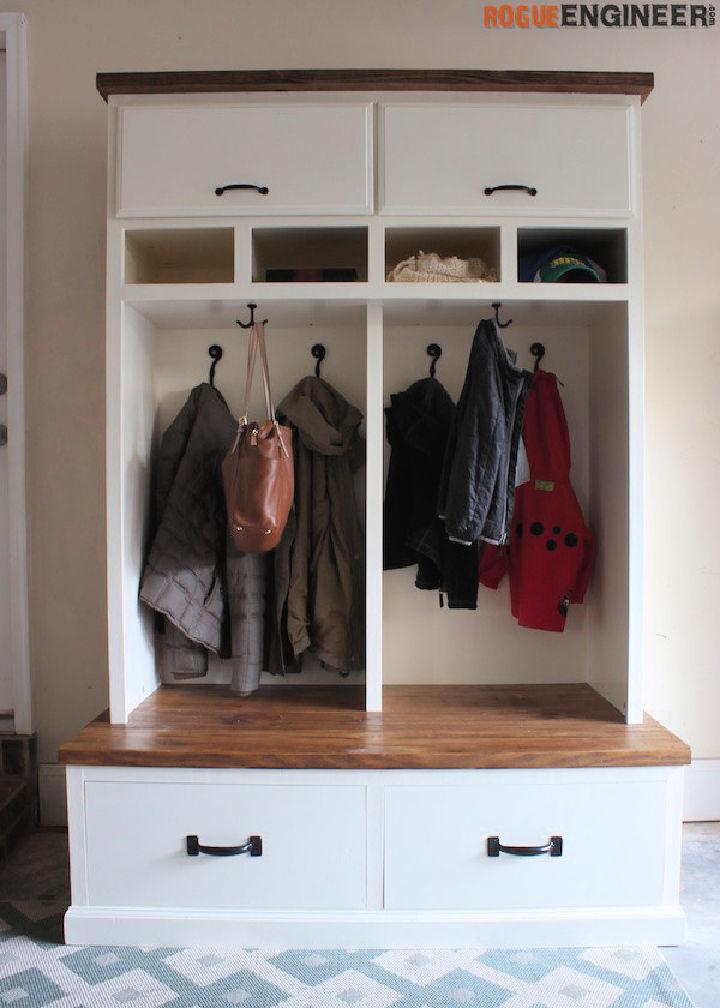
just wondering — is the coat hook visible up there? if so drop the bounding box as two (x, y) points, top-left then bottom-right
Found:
(311, 343), (326, 378)
(208, 344), (223, 387)
(426, 343), (442, 378)
(492, 302), (512, 329)
(530, 342), (546, 372)
(236, 303), (268, 329)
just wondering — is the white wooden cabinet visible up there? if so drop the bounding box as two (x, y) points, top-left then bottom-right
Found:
(65, 766), (685, 947)
(61, 71), (689, 949)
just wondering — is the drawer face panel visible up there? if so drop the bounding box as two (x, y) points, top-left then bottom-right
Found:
(385, 779), (666, 910)
(117, 104), (373, 216)
(381, 104), (631, 215)
(84, 781), (366, 909)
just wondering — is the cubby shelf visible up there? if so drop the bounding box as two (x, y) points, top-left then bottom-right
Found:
(121, 221), (631, 292)
(121, 282), (631, 312)
(124, 228), (235, 284)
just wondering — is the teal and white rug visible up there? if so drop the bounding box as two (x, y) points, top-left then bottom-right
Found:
(0, 904), (694, 1007)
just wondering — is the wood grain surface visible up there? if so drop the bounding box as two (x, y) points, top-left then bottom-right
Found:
(96, 69), (654, 102)
(59, 683), (690, 769)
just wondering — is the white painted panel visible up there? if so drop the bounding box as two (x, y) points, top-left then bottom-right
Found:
(84, 781), (367, 909)
(109, 304), (158, 720)
(117, 104), (373, 216)
(382, 104), (631, 216)
(385, 777), (668, 910)
(365, 305), (383, 710)
(587, 305), (631, 717)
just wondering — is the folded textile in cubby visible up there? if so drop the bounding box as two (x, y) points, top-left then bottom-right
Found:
(386, 250), (497, 283)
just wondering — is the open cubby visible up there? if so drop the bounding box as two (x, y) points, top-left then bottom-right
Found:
(252, 227), (368, 282)
(124, 228), (235, 284)
(517, 228), (628, 284)
(385, 227), (501, 282)
(123, 301), (368, 701)
(382, 300), (629, 715)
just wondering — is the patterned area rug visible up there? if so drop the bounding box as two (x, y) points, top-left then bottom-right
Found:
(0, 903), (696, 1008)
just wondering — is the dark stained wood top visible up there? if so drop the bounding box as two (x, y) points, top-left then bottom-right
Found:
(96, 69), (654, 103)
(59, 683), (689, 770)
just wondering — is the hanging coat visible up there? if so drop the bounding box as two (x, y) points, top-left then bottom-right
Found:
(383, 377), (479, 609)
(479, 369), (594, 631)
(438, 319), (532, 546)
(268, 376), (365, 674)
(139, 383), (266, 686)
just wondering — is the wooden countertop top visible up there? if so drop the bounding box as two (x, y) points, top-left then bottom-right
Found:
(96, 69), (654, 102)
(59, 683), (689, 770)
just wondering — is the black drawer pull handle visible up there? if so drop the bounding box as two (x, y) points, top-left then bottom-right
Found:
(487, 835), (563, 857)
(484, 184), (538, 197)
(214, 183), (269, 197)
(186, 834), (263, 857)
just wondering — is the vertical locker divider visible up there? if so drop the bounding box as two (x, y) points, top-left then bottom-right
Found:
(365, 302), (384, 712)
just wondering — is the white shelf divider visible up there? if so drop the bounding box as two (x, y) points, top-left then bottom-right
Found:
(365, 302), (384, 712)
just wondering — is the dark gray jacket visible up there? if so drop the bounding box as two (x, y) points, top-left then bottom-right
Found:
(438, 319), (531, 545)
(139, 383), (266, 689)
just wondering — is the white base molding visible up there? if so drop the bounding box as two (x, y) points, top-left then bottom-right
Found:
(683, 759), (720, 821)
(63, 904), (687, 949)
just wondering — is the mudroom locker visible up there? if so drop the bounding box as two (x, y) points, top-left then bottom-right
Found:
(59, 70), (690, 948)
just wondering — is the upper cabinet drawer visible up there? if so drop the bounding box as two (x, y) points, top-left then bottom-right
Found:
(381, 104), (632, 216)
(116, 104), (374, 217)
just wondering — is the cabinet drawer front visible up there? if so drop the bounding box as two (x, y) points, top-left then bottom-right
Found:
(385, 779), (667, 910)
(117, 104), (373, 217)
(381, 104), (631, 215)
(84, 781), (366, 909)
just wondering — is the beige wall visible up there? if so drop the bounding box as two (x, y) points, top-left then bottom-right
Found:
(0, 0), (717, 762)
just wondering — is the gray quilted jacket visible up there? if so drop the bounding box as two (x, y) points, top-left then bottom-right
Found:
(139, 383), (266, 692)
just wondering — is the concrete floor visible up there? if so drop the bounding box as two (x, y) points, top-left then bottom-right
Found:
(0, 823), (716, 1005)
(664, 822), (720, 1008)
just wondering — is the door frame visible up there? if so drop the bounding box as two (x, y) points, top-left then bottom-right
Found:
(0, 13), (30, 733)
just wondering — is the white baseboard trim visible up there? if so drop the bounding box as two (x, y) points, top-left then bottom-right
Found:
(64, 904), (687, 949)
(38, 763), (67, 826)
(683, 759), (720, 821)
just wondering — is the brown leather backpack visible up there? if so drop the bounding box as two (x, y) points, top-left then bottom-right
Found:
(222, 322), (294, 553)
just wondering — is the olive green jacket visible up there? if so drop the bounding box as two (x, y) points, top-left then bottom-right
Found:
(268, 376), (365, 675)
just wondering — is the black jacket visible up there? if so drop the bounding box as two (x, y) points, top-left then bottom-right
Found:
(438, 319), (532, 545)
(384, 377), (478, 609)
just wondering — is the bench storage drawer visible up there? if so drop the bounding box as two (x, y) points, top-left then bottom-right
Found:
(83, 780), (367, 909)
(384, 774), (668, 910)
(116, 104), (374, 217)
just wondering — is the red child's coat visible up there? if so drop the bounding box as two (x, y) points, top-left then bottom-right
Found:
(479, 369), (594, 631)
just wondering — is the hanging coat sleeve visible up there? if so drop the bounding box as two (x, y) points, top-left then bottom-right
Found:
(568, 528), (596, 604)
(478, 542), (509, 591)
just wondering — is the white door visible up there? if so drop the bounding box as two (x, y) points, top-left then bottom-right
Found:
(0, 50), (13, 719)
(0, 19), (31, 733)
